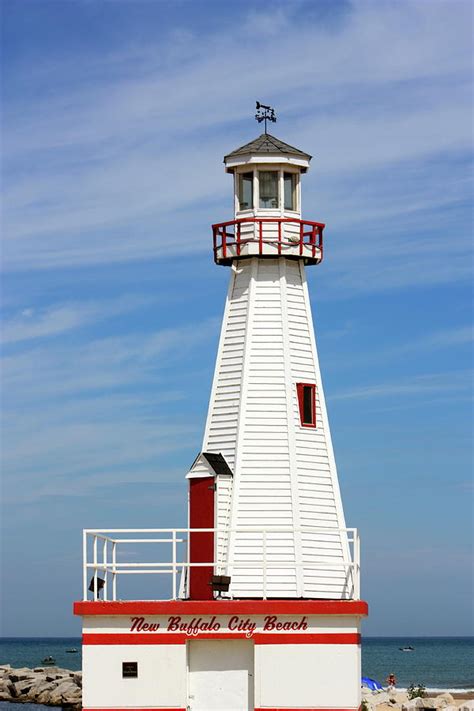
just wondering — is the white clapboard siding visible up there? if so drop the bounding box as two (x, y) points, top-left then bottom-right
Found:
(215, 474), (233, 574)
(202, 257), (351, 598)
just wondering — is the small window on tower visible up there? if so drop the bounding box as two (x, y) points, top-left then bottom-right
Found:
(238, 172), (253, 210)
(297, 383), (316, 428)
(284, 172), (297, 210)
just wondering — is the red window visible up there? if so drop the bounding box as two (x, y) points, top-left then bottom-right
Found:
(297, 383), (316, 428)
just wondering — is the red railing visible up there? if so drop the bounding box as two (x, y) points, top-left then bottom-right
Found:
(212, 218), (325, 265)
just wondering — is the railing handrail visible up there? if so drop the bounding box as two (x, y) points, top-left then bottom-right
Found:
(83, 526), (360, 602)
(212, 217), (326, 230)
(212, 217), (325, 265)
(84, 526), (356, 534)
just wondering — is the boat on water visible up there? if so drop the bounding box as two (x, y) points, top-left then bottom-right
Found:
(41, 656), (56, 665)
(66, 649), (78, 653)
(399, 646), (415, 652)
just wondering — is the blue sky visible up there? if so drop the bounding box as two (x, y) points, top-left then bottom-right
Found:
(1, 0), (472, 637)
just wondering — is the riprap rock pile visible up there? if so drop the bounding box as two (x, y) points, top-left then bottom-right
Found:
(0, 664), (81, 708)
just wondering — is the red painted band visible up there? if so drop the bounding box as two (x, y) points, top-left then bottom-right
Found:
(253, 632), (360, 645)
(83, 632), (360, 645)
(74, 599), (368, 616)
(83, 633), (187, 645)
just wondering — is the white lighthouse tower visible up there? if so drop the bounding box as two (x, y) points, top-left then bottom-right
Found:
(187, 130), (351, 602)
(75, 111), (368, 711)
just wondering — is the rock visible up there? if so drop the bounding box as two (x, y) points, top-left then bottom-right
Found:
(0, 679), (14, 702)
(392, 692), (409, 704)
(49, 678), (80, 703)
(9, 667), (36, 683)
(27, 680), (55, 701)
(373, 692), (391, 705)
(0, 665), (82, 707)
(436, 694), (454, 704)
(37, 689), (54, 704)
(403, 700), (425, 710)
(459, 704), (474, 711)
(417, 699), (455, 710)
(13, 680), (34, 696)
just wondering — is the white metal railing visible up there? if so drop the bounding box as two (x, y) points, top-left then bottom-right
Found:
(82, 526), (360, 602)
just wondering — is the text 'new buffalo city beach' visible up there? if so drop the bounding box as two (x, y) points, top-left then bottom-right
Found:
(129, 615), (309, 637)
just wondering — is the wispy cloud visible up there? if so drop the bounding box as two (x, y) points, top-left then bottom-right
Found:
(1, 316), (219, 503)
(319, 324), (474, 371)
(394, 326), (473, 354)
(330, 370), (472, 402)
(1, 295), (151, 344)
(2, 316), (219, 400)
(2, 0), (472, 294)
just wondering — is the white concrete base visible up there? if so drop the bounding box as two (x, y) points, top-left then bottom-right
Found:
(75, 599), (367, 711)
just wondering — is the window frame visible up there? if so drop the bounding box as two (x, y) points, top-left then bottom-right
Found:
(283, 171), (297, 211)
(296, 383), (317, 428)
(258, 169), (280, 209)
(238, 171), (254, 211)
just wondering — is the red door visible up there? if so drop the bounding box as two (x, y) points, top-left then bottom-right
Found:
(189, 476), (215, 600)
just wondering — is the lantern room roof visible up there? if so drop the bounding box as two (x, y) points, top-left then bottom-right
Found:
(224, 133), (311, 161)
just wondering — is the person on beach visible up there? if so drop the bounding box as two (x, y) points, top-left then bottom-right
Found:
(386, 673), (397, 691)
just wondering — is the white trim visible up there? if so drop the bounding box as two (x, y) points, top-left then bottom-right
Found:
(300, 264), (352, 583)
(202, 267), (235, 449)
(279, 258), (304, 596)
(252, 168), (258, 213)
(186, 472), (214, 480)
(226, 257), (258, 588)
(225, 154), (310, 172)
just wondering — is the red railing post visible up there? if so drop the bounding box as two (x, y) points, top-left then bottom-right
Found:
(222, 226), (227, 260)
(259, 220), (263, 254)
(278, 220), (282, 255)
(299, 221), (304, 256)
(237, 221), (241, 257)
(213, 226), (217, 262)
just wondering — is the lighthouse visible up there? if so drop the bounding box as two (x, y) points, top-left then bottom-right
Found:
(74, 110), (368, 711)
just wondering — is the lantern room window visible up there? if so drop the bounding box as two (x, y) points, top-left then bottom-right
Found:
(297, 383), (316, 428)
(259, 171), (279, 208)
(284, 172), (297, 210)
(238, 172), (253, 210)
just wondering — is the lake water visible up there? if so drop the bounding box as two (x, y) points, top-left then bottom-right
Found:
(1, 636), (473, 692)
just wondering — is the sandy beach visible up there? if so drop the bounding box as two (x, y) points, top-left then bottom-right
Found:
(362, 687), (474, 710)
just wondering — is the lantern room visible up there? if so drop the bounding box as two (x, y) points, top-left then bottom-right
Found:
(213, 133), (324, 266)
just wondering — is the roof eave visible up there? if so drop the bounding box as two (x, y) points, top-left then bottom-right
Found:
(224, 153), (311, 173)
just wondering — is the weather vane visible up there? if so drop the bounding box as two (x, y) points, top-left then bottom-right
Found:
(255, 101), (276, 133)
